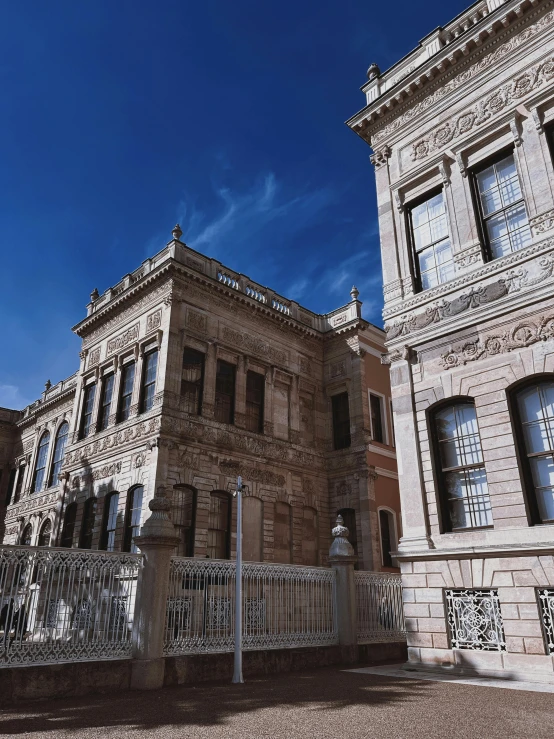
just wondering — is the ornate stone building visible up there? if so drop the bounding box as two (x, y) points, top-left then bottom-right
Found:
(0, 225), (400, 572)
(349, 0), (554, 681)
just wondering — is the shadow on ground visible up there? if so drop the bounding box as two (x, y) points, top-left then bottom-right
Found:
(1, 666), (553, 739)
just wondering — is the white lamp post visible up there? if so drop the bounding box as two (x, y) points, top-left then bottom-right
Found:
(232, 475), (244, 684)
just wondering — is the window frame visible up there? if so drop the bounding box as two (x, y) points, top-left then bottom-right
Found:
(508, 374), (554, 526)
(377, 507), (398, 568)
(139, 349), (159, 414)
(181, 347), (205, 415)
(38, 518), (52, 547)
(100, 492), (120, 552)
(406, 186), (453, 293)
(79, 497), (98, 549)
(48, 421), (69, 488)
(123, 485), (144, 552)
(245, 370), (265, 433)
(331, 391), (351, 450)
(428, 397), (493, 533)
(214, 359), (236, 426)
(60, 502), (77, 548)
(171, 484), (197, 557)
(79, 382), (97, 439)
(469, 145), (531, 263)
(32, 431), (51, 493)
(369, 390), (388, 445)
(98, 372), (115, 431)
(207, 490), (232, 559)
(117, 361), (136, 423)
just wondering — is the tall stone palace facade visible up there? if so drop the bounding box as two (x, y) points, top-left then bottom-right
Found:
(0, 226), (400, 573)
(349, 0), (554, 681)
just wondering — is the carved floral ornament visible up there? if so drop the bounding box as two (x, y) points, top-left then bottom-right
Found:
(370, 8), (554, 147)
(219, 459), (286, 488)
(385, 252), (554, 341)
(441, 314), (554, 369)
(411, 56), (554, 162)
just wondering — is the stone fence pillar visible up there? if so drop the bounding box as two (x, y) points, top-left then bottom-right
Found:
(130, 485), (179, 690)
(328, 515), (358, 649)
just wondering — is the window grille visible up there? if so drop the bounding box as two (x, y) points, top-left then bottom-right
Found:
(474, 151), (531, 259)
(79, 497), (97, 549)
(537, 588), (554, 655)
(181, 348), (205, 415)
(123, 486), (143, 553)
(118, 363), (135, 422)
(331, 392), (351, 450)
(80, 384), (96, 439)
(48, 422), (69, 487)
(60, 503), (77, 548)
(140, 350), (158, 413)
(101, 493), (120, 552)
(245, 370), (264, 433)
(171, 486), (196, 557)
(214, 360), (235, 425)
(32, 432), (51, 493)
(514, 382), (554, 523)
(433, 402), (492, 531)
(98, 374), (115, 431)
(370, 394), (384, 444)
(409, 190), (454, 290)
(445, 589), (506, 651)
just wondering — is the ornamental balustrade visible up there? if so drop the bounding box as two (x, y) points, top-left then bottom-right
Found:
(164, 558), (338, 655)
(355, 571), (406, 643)
(0, 546), (140, 667)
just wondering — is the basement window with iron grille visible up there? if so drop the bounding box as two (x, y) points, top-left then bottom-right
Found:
(445, 589), (506, 652)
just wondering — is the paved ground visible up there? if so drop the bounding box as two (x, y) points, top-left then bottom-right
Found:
(2, 665), (554, 739)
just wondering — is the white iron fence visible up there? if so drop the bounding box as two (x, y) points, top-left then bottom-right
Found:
(164, 558), (338, 655)
(355, 571), (406, 643)
(0, 546), (140, 667)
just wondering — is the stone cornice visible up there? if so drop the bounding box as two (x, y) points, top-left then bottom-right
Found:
(16, 387), (76, 430)
(395, 539), (554, 561)
(348, 0), (553, 147)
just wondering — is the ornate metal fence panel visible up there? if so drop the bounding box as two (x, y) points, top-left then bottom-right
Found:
(355, 571), (406, 643)
(537, 588), (554, 655)
(445, 589), (506, 651)
(0, 546), (140, 667)
(164, 558), (338, 655)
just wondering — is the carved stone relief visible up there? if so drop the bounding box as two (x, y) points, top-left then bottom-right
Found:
(219, 459), (286, 487)
(146, 309), (162, 333)
(187, 310), (208, 333)
(107, 324), (140, 356)
(221, 326), (287, 365)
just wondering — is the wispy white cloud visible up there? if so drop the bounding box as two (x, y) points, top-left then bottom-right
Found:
(0, 384), (32, 410)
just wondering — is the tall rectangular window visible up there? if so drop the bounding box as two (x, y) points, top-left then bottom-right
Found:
(246, 370), (264, 433)
(118, 362), (135, 422)
(370, 393), (385, 444)
(98, 373), (115, 431)
(13, 465), (25, 502)
(79, 384), (96, 439)
(140, 350), (158, 413)
(474, 151), (531, 260)
(5, 468), (16, 506)
(214, 360), (235, 425)
(207, 492), (231, 559)
(332, 392), (351, 450)
(123, 486), (144, 553)
(181, 348), (205, 415)
(409, 190), (454, 291)
(101, 492), (120, 552)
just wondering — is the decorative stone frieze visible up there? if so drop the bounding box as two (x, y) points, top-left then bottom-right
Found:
(221, 326), (287, 365)
(146, 309), (162, 332)
(530, 208), (554, 236)
(107, 324), (140, 356)
(219, 459), (286, 488)
(63, 418), (161, 467)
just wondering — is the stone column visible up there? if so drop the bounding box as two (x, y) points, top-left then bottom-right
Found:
(328, 515), (357, 650)
(130, 486), (180, 690)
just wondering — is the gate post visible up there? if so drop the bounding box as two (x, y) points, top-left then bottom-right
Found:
(130, 485), (179, 690)
(328, 515), (358, 654)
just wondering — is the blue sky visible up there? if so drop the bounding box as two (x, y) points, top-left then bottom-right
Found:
(0, 0), (468, 409)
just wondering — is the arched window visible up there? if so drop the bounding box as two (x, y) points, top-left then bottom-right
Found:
(301, 507), (318, 566)
(243, 497), (263, 562)
(431, 401), (492, 531)
(207, 491), (231, 559)
(100, 492), (120, 551)
(38, 519), (52, 547)
(513, 380), (554, 524)
(273, 501), (292, 563)
(60, 503), (77, 547)
(48, 422), (69, 487)
(171, 485), (197, 557)
(32, 432), (51, 493)
(378, 509), (396, 568)
(79, 497), (97, 549)
(20, 523), (33, 546)
(338, 508), (358, 557)
(123, 486), (144, 553)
